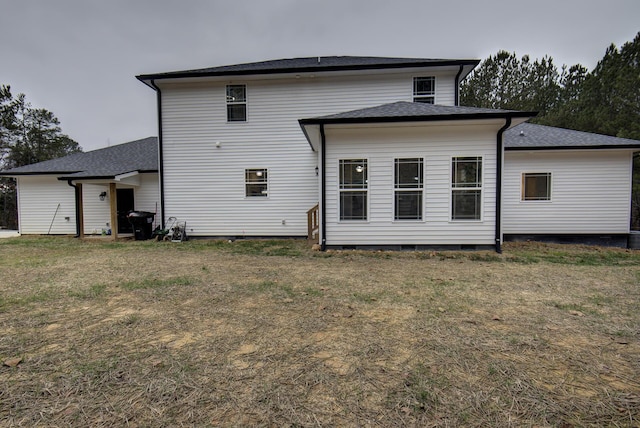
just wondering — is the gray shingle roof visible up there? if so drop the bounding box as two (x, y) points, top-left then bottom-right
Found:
(137, 56), (479, 81)
(300, 101), (534, 124)
(0, 137), (158, 178)
(504, 123), (640, 149)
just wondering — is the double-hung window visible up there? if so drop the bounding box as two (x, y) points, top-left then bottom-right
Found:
(413, 77), (435, 104)
(522, 172), (551, 201)
(451, 156), (482, 220)
(394, 158), (423, 220)
(339, 159), (367, 221)
(245, 168), (267, 197)
(226, 84), (246, 122)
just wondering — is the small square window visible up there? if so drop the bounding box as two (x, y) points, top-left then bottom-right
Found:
(522, 173), (551, 201)
(245, 168), (267, 197)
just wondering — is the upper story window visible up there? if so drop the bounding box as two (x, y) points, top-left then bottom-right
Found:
(226, 85), (246, 122)
(413, 77), (435, 104)
(522, 172), (551, 201)
(245, 168), (267, 197)
(451, 156), (482, 220)
(339, 159), (368, 221)
(394, 158), (423, 220)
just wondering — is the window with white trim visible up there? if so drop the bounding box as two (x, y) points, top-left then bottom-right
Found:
(394, 158), (423, 220)
(339, 159), (367, 220)
(413, 77), (435, 104)
(226, 84), (246, 121)
(522, 172), (551, 201)
(245, 168), (267, 197)
(451, 156), (482, 220)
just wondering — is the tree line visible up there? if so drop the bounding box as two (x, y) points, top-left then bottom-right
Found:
(461, 31), (640, 140)
(0, 86), (81, 229)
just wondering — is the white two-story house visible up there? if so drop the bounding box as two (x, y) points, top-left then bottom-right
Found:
(136, 56), (535, 250)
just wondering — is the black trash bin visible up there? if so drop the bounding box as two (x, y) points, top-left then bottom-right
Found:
(127, 211), (155, 240)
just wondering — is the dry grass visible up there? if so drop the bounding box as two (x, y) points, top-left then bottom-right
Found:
(0, 237), (639, 427)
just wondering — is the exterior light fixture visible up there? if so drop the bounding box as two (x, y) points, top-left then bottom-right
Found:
(99, 191), (107, 201)
(315, 166), (319, 176)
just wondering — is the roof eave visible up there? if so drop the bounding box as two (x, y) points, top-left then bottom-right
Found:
(0, 171), (79, 177)
(506, 144), (640, 151)
(299, 111), (536, 126)
(136, 59), (481, 82)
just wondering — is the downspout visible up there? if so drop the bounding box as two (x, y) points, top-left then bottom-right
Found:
(149, 79), (165, 228)
(320, 124), (327, 251)
(66, 179), (81, 237)
(454, 65), (464, 106)
(495, 117), (511, 253)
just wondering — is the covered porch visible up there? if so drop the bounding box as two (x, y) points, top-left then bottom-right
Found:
(64, 171), (159, 240)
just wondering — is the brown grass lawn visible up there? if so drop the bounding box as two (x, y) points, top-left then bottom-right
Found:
(0, 237), (639, 427)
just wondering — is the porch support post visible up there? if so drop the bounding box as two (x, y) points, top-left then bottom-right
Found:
(109, 183), (118, 240)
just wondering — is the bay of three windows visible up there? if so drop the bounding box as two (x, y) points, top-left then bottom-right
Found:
(339, 156), (482, 222)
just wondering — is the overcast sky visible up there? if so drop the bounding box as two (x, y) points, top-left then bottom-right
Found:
(1, 0), (638, 151)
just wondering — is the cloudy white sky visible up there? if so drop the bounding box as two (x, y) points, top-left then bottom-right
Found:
(1, 0), (638, 151)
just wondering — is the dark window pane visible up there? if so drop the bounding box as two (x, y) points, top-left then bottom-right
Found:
(414, 77), (435, 95)
(413, 97), (434, 104)
(246, 183), (267, 197)
(452, 190), (481, 220)
(245, 169), (267, 183)
(339, 159), (367, 189)
(395, 158), (423, 188)
(340, 192), (367, 220)
(227, 104), (246, 122)
(395, 191), (422, 220)
(523, 173), (551, 200)
(452, 157), (482, 187)
(226, 85), (246, 102)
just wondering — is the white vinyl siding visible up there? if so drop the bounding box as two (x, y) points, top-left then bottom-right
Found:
(158, 69), (459, 236)
(503, 150), (633, 234)
(83, 183), (111, 234)
(323, 121), (501, 246)
(16, 176), (76, 234)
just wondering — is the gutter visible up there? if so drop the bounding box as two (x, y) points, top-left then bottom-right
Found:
(495, 117), (512, 254)
(320, 124), (327, 251)
(149, 79), (166, 228)
(66, 179), (81, 237)
(454, 65), (464, 106)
